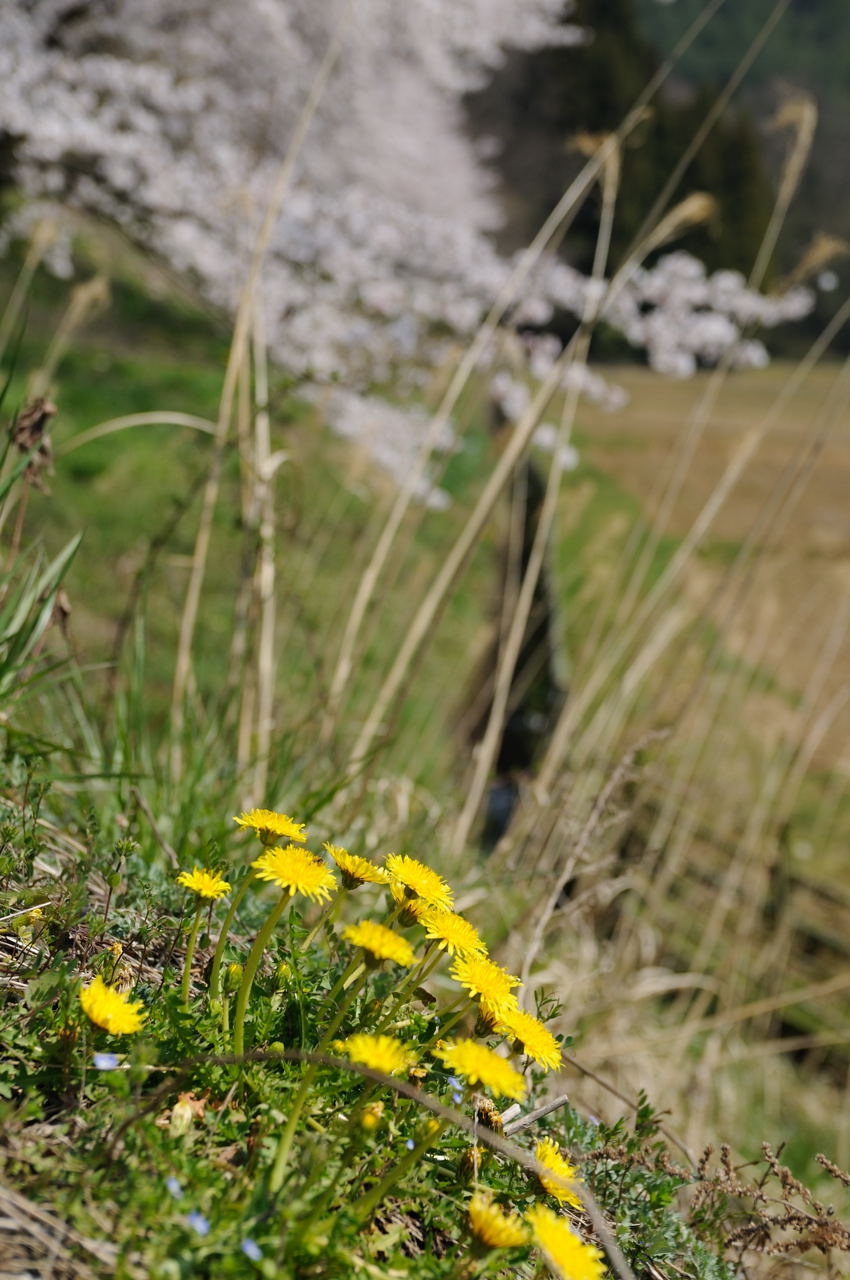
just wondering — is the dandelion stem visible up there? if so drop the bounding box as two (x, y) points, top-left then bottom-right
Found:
(400, 940), (441, 996)
(268, 971), (367, 1191)
(379, 901), (403, 929)
(232, 892), (292, 1060)
(298, 1080), (383, 1218)
(317, 957), (365, 1020)
(420, 998), (475, 1051)
(301, 891), (343, 951)
(439, 991), (469, 1018)
(180, 901), (203, 1009)
(209, 868), (256, 1004)
(435, 1006), (470, 1039)
(374, 944), (440, 1032)
(347, 1120), (445, 1223)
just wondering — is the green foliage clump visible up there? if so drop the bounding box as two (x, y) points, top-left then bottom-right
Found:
(4, 774), (850, 1278)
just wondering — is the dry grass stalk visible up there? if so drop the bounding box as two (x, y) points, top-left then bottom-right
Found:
(235, 349), (258, 782)
(628, 0), (791, 259)
(321, 0), (732, 747)
(0, 1179), (123, 1279)
(58, 412), (217, 456)
(583, 6), (808, 665)
(170, 0), (354, 781)
(349, 184), (717, 779)
(0, 218), (57, 370)
(750, 92), (818, 290)
(319, 145), (609, 747)
(251, 293), (282, 801)
(448, 140), (622, 859)
(781, 230), (850, 290)
(637, 362), (850, 1000)
(530, 292), (850, 813)
(633, 353), (850, 936)
(29, 276), (111, 402)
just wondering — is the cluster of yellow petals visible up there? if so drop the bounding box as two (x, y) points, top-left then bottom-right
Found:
(535, 1137), (583, 1208)
(323, 843), (390, 888)
(234, 809), (307, 844)
(490, 998), (562, 1071)
(176, 866), (231, 900)
(338, 1033), (417, 1077)
(435, 1038), (525, 1101)
(251, 845), (336, 902)
(449, 953), (520, 1013)
(221, 809), (580, 1260)
(342, 920), (415, 967)
(80, 976), (146, 1035)
(468, 1191), (528, 1248)
(419, 906), (486, 958)
(386, 853), (454, 910)
(525, 1204), (606, 1280)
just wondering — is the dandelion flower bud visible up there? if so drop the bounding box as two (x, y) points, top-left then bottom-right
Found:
(169, 1097), (194, 1138)
(360, 1101), (384, 1132)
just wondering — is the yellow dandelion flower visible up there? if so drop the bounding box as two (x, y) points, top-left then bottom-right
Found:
(338, 1033), (418, 1076)
(342, 920), (415, 967)
(386, 853), (454, 910)
(469, 1190), (528, 1249)
(449, 953), (520, 1013)
(435, 1039), (525, 1101)
(80, 976), (146, 1035)
(525, 1204), (606, 1280)
(234, 809), (307, 845)
(251, 845), (336, 902)
(176, 866), (232, 900)
(419, 907), (487, 958)
(323, 843), (390, 889)
(396, 896), (430, 927)
(491, 1000), (562, 1072)
(535, 1137), (582, 1208)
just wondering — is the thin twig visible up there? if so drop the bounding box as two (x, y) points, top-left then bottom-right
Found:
(504, 1093), (571, 1137)
(0, 901), (50, 926)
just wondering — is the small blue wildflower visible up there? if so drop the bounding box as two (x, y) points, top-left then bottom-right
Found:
(447, 1075), (462, 1089)
(452, 1090), (463, 1104)
(93, 1052), (120, 1070)
(166, 1177), (183, 1200)
(405, 1138), (416, 1150)
(588, 1114), (600, 1126)
(241, 1239), (263, 1261)
(186, 1211), (210, 1236)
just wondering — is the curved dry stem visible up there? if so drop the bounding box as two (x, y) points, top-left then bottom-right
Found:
(105, 1045), (637, 1280)
(57, 412), (217, 455)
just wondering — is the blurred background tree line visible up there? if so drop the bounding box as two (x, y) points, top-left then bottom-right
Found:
(466, 0), (848, 350)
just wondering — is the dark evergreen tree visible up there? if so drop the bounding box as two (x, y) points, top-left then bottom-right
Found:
(466, 0), (775, 280)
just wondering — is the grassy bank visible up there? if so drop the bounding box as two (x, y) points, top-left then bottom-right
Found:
(3, 216), (850, 1275)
